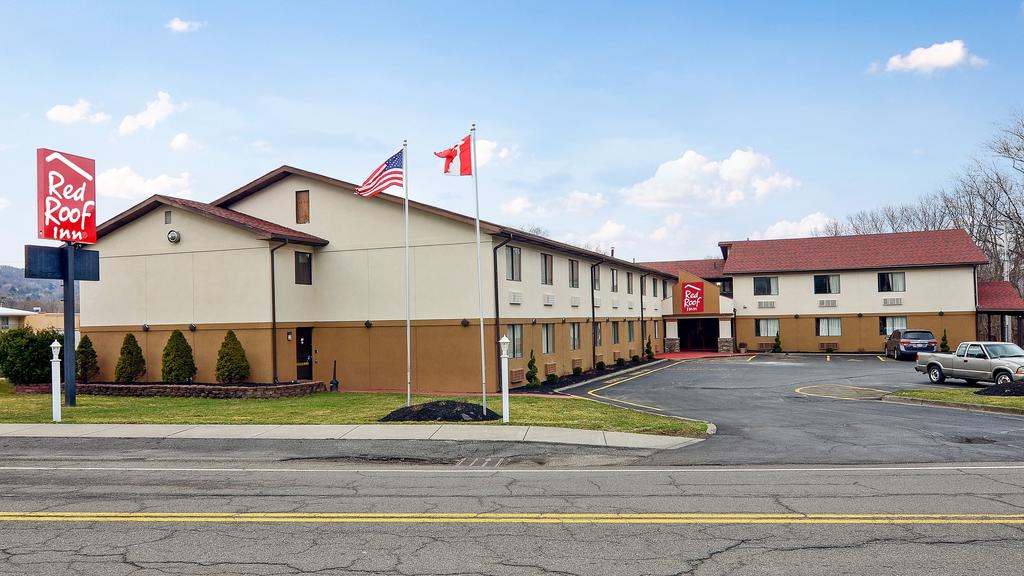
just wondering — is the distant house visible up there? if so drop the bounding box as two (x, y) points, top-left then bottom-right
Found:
(0, 307), (36, 332)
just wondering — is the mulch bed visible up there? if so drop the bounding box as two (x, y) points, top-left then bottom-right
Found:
(380, 400), (500, 422)
(509, 358), (658, 395)
(15, 381), (326, 399)
(975, 382), (1024, 397)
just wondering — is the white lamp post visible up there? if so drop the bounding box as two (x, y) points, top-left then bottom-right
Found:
(50, 340), (62, 423)
(498, 335), (510, 423)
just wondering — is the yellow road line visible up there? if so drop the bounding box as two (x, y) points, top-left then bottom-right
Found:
(1, 512), (1022, 525)
(746, 354), (757, 362)
(877, 355), (886, 362)
(794, 385), (892, 401)
(583, 361), (682, 411)
(826, 355), (831, 362)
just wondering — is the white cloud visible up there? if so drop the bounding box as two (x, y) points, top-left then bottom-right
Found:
(622, 148), (797, 208)
(45, 99), (110, 124)
(0, 197), (10, 210)
(648, 212), (682, 241)
(169, 132), (198, 151)
(590, 220), (626, 243)
(97, 166), (192, 200)
(166, 17), (203, 33)
(476, 139), (519, 166)
(881, 40), (987, 74)
(500, 196), (535, 216)
(251, 139), (272, 153)
(118, 92), (180, 135)
(754, 212), (835, 240)
(563, 190), (606, 211)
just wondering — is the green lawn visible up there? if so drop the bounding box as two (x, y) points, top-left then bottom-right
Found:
(892, 388), (1024, 410)
(0, 381), (706, 437)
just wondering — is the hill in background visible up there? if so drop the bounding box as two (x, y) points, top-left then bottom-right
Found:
(0, 265), (77, 313)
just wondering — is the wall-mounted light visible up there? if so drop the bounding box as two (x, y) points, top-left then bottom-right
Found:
(857, 313), (863, 318)
(286, 331), (293, 341)
(461, 318), (470, 327)
(142, 324), (150, 332)
(938, 311), (945, 316)
(531, 318), (537, 324)
(189, 323), (197, 332)
(794, 314), (800, 319)
(364, 320), (373, 328)
(561, 317), (566, 323)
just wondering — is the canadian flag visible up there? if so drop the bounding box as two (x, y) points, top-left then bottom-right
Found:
(434, 135), (472, 176)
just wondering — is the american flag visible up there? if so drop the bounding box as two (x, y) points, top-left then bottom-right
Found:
(356, 149), (404, 197)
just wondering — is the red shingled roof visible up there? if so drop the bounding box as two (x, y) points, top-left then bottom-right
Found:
(720, 229), (987, 274)
(977, 281), (1024, 312)
(641, 258), (727, 279)
(97, 195), (329, 246)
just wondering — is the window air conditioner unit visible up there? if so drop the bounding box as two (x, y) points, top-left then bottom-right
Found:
(570, 296), (581, 307)
(611, 298), (619, 308)
(882, 297), (903, 306)
(543, 294), (556, 306)
(818, 299), (837, 308)
(757, 300), (776, 309)
(509, 291), (524, 305)
(594, 296), (601, 307)
(628, 301), (634, 309)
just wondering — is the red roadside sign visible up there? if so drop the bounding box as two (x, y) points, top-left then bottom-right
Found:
(37, 148), (97, 244)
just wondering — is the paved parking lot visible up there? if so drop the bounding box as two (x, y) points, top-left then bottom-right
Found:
(571, 354), (1024, 465)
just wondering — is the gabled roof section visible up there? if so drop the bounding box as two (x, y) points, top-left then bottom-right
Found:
(96, 195), (329, 247)
(641, 258), (727, 280)
(212, 165), (677, 279)
(977, 281), (1024, 312)
(0, 306), (36, 317)
(719, 229), (988, 274)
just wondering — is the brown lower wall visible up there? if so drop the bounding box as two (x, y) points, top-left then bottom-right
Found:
(735, 312), (976, 353)
(81, 317), (668, 394)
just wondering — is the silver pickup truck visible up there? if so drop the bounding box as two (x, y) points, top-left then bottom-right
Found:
(915, 341), (1024, 385)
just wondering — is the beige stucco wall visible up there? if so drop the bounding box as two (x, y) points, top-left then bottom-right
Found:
(731, 267), (977, 317)
(81, 206), (273, 327)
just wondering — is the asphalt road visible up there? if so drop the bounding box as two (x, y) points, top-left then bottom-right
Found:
(573, 354), (1024, 465)
(1, 441), (1023, 575)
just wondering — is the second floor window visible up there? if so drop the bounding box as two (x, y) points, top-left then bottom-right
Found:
(754, 276), (779, 296)
(653, 279), (658, 297)
(295, 252), (312, 285)
(506, 246), (521, 281)
(592, 265), (601, 290)
(610, 268), (619, 292)
(626, 272), (634, 294)
(662, 280), (668, 298)
(541, 253), (553, 285)
(878, 271), (906, 292)
(716, 279), (733, 296)
(813, 274), (840, 294)
(569, 259), (580, 288)
(295, 190), (310, 224)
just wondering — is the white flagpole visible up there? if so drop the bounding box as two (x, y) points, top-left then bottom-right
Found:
(403, 140), (412, 407)
(471, 124), (487, 415)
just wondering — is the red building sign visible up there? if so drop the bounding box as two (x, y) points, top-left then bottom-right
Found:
(682, 282), (705, 313)
(37, 148), (97, 244)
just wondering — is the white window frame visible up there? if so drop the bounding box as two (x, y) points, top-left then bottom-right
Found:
(755, 318), (780, 338)
(627, 320), (635, 342)
(816, 317), (842, 337)
(754, 276), (779, 296)
(880, 316), (907, 336)
(506, 324), (523, 358)
(542, 324), (555, 354)
(569, 322), (581, 351)
(877, 271), (906, 293)
(541, 253), (554, 285)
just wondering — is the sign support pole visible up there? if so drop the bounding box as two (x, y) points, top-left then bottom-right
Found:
(63, 243), (77, 407)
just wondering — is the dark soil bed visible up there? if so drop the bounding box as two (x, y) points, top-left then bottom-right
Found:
(380, 400), (500, 422)
(510, 358), (659, 395)
(975, 382), (1024, 397)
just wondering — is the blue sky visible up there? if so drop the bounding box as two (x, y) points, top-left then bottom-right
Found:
(1, 1), (1022, 266)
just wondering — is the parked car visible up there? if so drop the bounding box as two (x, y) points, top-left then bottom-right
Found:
(885, 329), (938, 360)
(915, 341), (1024, 385)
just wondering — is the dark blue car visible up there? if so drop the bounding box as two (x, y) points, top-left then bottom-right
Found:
(885, 329), (938, 360)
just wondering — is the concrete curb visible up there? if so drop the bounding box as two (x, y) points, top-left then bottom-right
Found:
(882, 395), (1024, 417)
(0, 422), (704, 450)
(553, 359), (668, 393)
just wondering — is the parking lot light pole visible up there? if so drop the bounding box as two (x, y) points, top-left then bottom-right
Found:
(50, 340), (61, 423)
(499, 335), (510, 423)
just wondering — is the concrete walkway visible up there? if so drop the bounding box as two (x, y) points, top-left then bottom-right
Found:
(0, 423), (702, 450)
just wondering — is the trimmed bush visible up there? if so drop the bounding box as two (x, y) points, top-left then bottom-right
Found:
(545, 373), (558, 385)
(0, 327), (63, 384)
(616, 357), (626, 367)
(645, 336), (655, 360)
(215, 330), (251, 384)
(940, 330), (950, 353)
(631, 354), (641, 364)
(572, 366), (583, 376)
(525, 350), (539, 386)
(596, 360), (606, 371)
(772, 333), (782, 353)
(76, 334), (100, 383)
(161, 330), (197, 383)
(114, 333), (146, 383)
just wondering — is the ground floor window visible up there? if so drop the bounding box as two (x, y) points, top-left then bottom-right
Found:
(879, 316), (907, 336)
(654, 320), (659, 339)
(816, 317), (842, 337)
(594, 323), (603, 346)
(627, 320), (635, 342)
(612, 321), (620, 344)
(569, 322), (580, 351)
(506, 324), (523, 358)
(541, 323), (555, 354)
(755, 318), (780, 337)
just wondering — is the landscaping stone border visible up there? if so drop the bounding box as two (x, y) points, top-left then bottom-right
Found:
(882, 394), (1024, 416)
(15, 381), (327, 399)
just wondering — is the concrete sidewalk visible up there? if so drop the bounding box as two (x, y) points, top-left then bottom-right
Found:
(0, 423), (702, 450)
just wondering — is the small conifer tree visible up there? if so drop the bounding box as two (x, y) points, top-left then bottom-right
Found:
(645, 336), (655, 360)
(526, 350), (539, 386)
(216, 330), (251, 384)
(114, 333), (146, 383)
(940, 330), (950, 353)
(76, 334), (100, 383)
(161, 330), (196, 383)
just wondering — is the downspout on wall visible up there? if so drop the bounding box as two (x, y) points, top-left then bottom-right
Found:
(270, 240), (288, 383)
(640, 272), (650, 351)
(590, 258), (605, 368)
(492, 233), (512, 390)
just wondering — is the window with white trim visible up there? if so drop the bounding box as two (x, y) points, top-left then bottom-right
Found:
(627, 320), (635, 342)
(506, 246), (521, 281)
(755, 318), (780, 337)
(816, 317), (842, 337)
(506, 324), (523, 358)
(877, 272), (906, 292)
(754, 276), (779, 296)
(541, 324), (555, 354)
(612, 321), (620, 344)
(569, 322), (581, 351)
(541, 253), (553, 285)
(879, 316), (907, 336)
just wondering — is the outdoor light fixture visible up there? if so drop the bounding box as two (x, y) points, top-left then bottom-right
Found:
(142, 324), (150, 332)
(167, 230), (181, 243)
(793, 314), (799, 319)
(364, 320), (373, 328)
(561, 318), (566, 323)
(286, 331), (292, 341)
(857, 313), (863, 318)
(461, 318), (470, 327)
(531, 318), (537, 324)
(189, 323), (197, 332)
(939, 311), (945, 316)
(499, 335), (510, 358)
